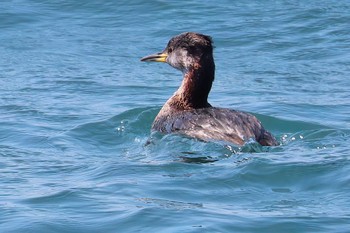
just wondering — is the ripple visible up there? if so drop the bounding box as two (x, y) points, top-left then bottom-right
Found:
(138, 197), (203, 210)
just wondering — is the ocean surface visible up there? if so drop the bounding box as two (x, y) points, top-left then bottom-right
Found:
(1, 1), (350, 232)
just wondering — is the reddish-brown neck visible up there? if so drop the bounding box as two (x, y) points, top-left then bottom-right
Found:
(172, 56), (215, 109)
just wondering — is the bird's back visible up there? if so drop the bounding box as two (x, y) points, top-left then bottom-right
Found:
(152, 107), (278, 146)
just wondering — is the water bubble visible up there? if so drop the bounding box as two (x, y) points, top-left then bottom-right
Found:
(116, 125), (125, 132)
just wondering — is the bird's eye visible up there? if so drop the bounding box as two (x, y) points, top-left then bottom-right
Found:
(168, 48), (173, 53)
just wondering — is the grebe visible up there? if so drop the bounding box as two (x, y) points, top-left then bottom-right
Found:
(141, 32), (278, 146)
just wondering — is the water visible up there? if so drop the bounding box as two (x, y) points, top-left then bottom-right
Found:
(1, 1), (350, 232)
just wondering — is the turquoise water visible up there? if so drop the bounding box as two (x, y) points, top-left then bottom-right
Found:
(1, 1), (350, 232)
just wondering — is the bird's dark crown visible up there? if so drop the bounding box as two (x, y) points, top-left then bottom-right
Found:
(166, 32), (213, 54)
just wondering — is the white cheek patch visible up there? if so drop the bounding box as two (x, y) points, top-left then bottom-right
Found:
(183, 55), (195, 69)
(167, 49), (195, 72)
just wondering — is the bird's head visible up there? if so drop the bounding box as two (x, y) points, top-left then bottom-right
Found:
(141, 32), (214, 72)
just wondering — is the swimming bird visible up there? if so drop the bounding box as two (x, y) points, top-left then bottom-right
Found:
(141, 32), (278, 146)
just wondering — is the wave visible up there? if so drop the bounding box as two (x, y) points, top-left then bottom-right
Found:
(61, 107), (349, 164)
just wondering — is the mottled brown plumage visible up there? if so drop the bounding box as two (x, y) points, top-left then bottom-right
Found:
(141, 32), (278, 146)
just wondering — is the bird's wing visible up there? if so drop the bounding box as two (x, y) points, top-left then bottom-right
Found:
(164, 108), (264, 145)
